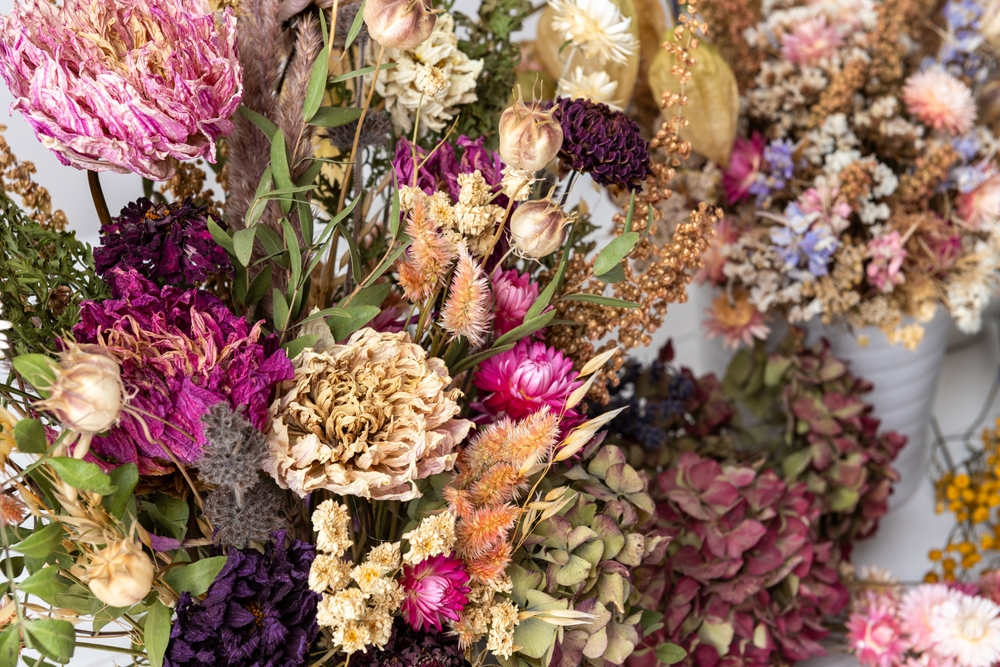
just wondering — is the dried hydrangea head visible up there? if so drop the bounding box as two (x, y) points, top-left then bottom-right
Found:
(266, 328), (473, 501)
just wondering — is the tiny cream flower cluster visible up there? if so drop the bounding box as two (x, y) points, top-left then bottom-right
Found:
(400, 174), (505, 257)
(401, 510), (457, 564)
(451, 575), (520, 658)
(310, 501), (404, 654)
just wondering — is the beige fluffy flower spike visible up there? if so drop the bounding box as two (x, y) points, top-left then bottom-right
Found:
(441, 244), (492, 349)
(265, 328), (473, 501)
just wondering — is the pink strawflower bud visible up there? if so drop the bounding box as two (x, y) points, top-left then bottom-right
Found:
(779, 16), (844, 66)
(903, 69), (977, 136)
(491, 267), (539, 337)
(400, 553), (470, 632)
(473, 340), (582, 420)
(0, 0), (242, 181)
(722, 132), (765, 205)
(864, 231), (907, 293)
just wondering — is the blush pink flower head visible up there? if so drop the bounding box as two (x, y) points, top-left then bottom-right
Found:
(903, 69), (977, 136)
(400, 553), (470, 632)
(899, 584), (958, 653)
(957, 171), (1000, 229)
(491, 267), (539, 337)
(780, 16), (844, 65)
(474, 339), (582, 421)
(865, 231), (907, 293)
(0, 0), (242, 181)
(846, 594), (907, 667)
(722, 132), (765, 204)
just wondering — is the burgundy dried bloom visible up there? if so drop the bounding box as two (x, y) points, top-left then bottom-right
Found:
(73, 269), (292, 474)
(94, 198), (231, 288)
(552, 97), (650, 190)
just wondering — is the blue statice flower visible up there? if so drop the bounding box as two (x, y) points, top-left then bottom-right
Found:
(934, 0), (988, 80)
(769, 204), (838, 277)
(749, 139), (797, 204)
(953, 133), (982, 162)
(954, 164), (991, 194)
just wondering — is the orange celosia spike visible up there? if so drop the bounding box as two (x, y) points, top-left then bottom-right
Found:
(456, 504), (520, 560)
(452, 417), (516, 487)
(505, 408), (560, 473)
(440, 244), (491, 349)
(467, 462), (524, 509)
(443, 486), (475, 520)
(467, 540), (513, 584)
(397, 198), (454, 302)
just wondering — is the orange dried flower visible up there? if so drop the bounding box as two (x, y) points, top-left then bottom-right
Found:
(441, 244), (491, 348)
(455, 505), (520, 560)
(397, 198), (454, 302)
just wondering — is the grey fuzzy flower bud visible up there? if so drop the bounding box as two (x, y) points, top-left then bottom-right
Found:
(203, 479), (288, 548)
(197, 403), (268, 498)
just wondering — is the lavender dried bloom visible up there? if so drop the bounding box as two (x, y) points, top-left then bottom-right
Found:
(203, 480), (288, 548)
(552, 97), (650, 190)
(198, 403), (269, 496)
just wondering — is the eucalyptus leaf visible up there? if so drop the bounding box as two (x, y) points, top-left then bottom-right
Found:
(596, 263), (627, 284)
(47, 458), (115, 495)
(563, 293), (639, 309)
(245, 266), (273, 307)
(493, 311), (556, 349)
(233, 227), (257, 268)
(281, 218), (303, 297)
(303, 45), (330, 122)
(206, 217), (234, 254)
(13, 419), (46, 454)
(145, 599), (172, 667)
(270, 132), (294, 214)
(593, 232), (640, 277)
(331, 62), (396, 82)
(272, 289), (290, 332)
(308, 107), (364, 128)
(451, 343), (515, 375)
(344, 0), (367, 49)
(238, 106), (278, 140)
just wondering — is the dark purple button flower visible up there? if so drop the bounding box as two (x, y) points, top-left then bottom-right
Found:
(350, 619), (469, 667)
(552, 97), (650, 191)
(164, 531), (320, 667)
(94, 198), (231, 288)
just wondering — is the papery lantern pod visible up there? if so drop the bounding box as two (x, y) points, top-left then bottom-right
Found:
(630, 0), (669, 128)
(648, 32), (740, 167)
(535, 0), (640, 109)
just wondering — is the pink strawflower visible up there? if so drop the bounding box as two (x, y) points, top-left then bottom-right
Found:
(722, 132), (765, 204)
(956, 172), (1000, 229)
(846, 595), (908, 667)
(400, 553), (470, 632)
(780, 16), (844, 65)
(865, 231), (907, 293)
(903, 70), (977, 136)
(0, 0), (242, 181)
(492, 267), (539, 337)
(474, 340), (582, 420)
(979, 571), (1000, 606)
(899, 584), (958, 653)
(704, 292), (770, 350)
(799, 183), (852, 226)
(696, 218), (739, 286)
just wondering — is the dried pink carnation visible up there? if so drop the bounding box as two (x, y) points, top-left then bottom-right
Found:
(846, 594), (907, 667)
(0, 0), (242, 180)
(722, 132), (765, 204)
(865, 231), (907, 293)
(491, 267), (539, 337)
(903, 70), (977, 136)
(400, 553), (470, 632)
(780, 16), (844, 65)
(473, 339), (582, 421)
(73, 269), (292, 474)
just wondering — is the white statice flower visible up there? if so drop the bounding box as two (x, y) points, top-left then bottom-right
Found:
(946, 243), (997, 335)
(556, 67), (620, 109)
(931, 593), (1000, 667)
(0, 303), (10, 360)
(871, 162), (898, 198)
(549, 0), (638, 65)
(859, 200), (890, 225)
(372, 13), (483, 135)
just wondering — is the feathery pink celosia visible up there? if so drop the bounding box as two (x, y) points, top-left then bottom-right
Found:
(400, 553), (470, 632)
(0, 0), (242, 181)
(780, 16), (844, 65)
(899, 584), (958, 653)
(491, 267), (539, 337)
(865, 231), (907, 293)
(957, 171), (1000, 229)
(846, 595), (907, 667)
(474, 340), (581, 420)
(441, 244), (491, 349)
(903, 70), (978, 136)
(722, 132), (765, 204)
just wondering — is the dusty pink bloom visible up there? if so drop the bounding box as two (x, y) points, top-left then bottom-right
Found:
(474, 339), (581, 420)
(899, 584), (958, 653)
(696, 218), (739, 286)
(846, 595), (907, 667)
(957, 172), (1000, 229)
(799, 184), (852, 226)
(400, 553), (470, 632)
(979, 571), (1000, 606)
(704, 292), (770, 350)
(780, 16), (844, 65)
(903, 70), (977, 136)
(0, 0), (242, 181)
(491, 267), (539, 337)
(865, 231), (907, 293)
(722, 132), (765, 204)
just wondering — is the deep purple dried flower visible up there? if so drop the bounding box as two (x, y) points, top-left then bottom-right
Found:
(94, 198), (231, 287)
(73, 269), (293, 474)
(552, 97), (650, 190)
(164, 531), (320, 667)
(393, 135), (506, 204)
(350, 620), (469, 667)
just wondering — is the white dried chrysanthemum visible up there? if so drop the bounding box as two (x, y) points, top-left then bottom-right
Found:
(486, 599), (520, 659)
(402, 510), (457, 564)
(557, 67), (621, 110)
(549, 0), (638, 65)
(309, 553), (352, 593)
(312, 500), (354, 556)
(266, 328), (473, 501)
(365, 542), (402, 573)
(371, 13), (483, 134)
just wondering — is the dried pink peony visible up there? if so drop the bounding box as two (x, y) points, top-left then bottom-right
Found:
(0, 0), (242, 181)
(265, 328), (474, 501)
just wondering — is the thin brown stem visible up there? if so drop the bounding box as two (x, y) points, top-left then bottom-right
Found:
(87, 171), (112, 228)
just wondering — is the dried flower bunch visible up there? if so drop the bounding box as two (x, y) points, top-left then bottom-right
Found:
(701, 0), (1000, 350)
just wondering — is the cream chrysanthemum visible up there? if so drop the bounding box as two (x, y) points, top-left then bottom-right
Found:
(371, 13), (483, 134)
(931, 594), (1000, 667)
(557, 67), (620, 109)
(266, 328), (473, 500)
(402, 511), (458, 564)
(902, 69), (978, 136)
(549, 0), (638, 65)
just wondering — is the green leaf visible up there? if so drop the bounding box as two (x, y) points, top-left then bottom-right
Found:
(655, 642), (687, 665)
(245, 167), (274, 228)
(11, 354), (57, 398)
(18, 567), (67, 601)
(331, 62), (397, 82)
(245, 266), (273, 307)
(270, 132), (294, 215)
(103, 463), (138, 520)
(272, 289), (290, 332)
(233, 227), (257, 268)
(23, 619), (74, 663)
(451, 343), (515, 375)
(281, 335), (318, 360)
(0, 624), (19, 667)
(362, 235), (411, 287)
(308, 107), (363, 128)
(389, 176), (402, 238)
(206, 217), (234, 254)
(623, 192), (636, 234)
(328, 305), (381, 341)
(563, 293), (639, 309)
(525, 258), (567, 321)
(141, 493), (189, 543)
(513, 617), (558, 659)
(303, 46), (330, 122)
(47, 458), (115, 495)
(281, 218), (303, 298)
(346, 283), (391, 309)
(13, 523), (64, 559)
(593, 232), (640, 277)
(254, 224), (285, 259)
(493, 310), (556, 349)
(163, 556), (228, 596)
(342, 213), (364, 285)
(344, 0), (367, 49)
(13, 419), (46, 454)
(145, 599), (172, 667)
(596, 263), (627, 284)
(238, 106), (278, 140)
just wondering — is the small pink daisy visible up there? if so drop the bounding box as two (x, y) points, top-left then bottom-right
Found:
(899, 584), (959, 653)
(704, 292), (770, 350)
(400, 553), (470, 632)
(903, 70), (978, 136)
(780, 16), (844, 65)
(846, 596), (908, 667)
(722, 132), (765, 204)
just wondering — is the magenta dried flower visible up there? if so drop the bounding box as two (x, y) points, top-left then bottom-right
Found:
(0, 0), (242, 181)
(400, 553), (470, 633)
(94, 198), (231, 288)
(73, 269), (292, 474)
(552, 97), (650, 190)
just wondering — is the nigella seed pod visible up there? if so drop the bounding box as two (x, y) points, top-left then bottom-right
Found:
(38, 342), (124, 434)
(498, 91), (564, 173)
(85, 539), (155, 608)
(363, 0), (436, 51)
(509, 198), (573, 258)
